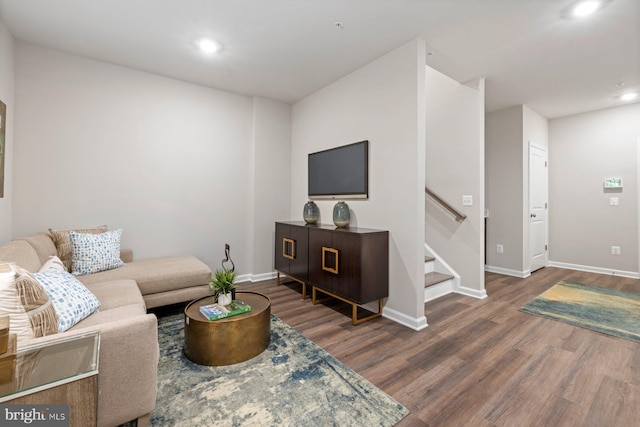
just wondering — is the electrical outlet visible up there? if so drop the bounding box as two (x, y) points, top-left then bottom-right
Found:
(497, 244), (504, 253)
(462, 195), (473, 206)
(610, 197), (619, 206)
(611, 246), (621, 255)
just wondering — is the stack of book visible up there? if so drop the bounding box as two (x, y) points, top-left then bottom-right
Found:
(200, 300), (252, 321)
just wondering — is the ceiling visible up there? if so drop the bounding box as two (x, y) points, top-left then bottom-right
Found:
(0, 0), (638, 119)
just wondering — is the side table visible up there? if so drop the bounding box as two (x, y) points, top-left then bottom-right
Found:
(0, 332), (100, 427)
(184, 291), (271, 366)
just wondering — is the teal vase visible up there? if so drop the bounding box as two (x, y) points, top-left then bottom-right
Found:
(333, 201), (350, 228)
(303, 201), (319, 224)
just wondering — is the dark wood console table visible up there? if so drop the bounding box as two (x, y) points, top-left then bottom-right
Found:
(274, 221), (389, 325)
(275, 221), (310, 298)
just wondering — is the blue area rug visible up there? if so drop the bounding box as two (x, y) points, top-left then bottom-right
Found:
(151, 313), (409, 426)
(520, 281), (640, 342)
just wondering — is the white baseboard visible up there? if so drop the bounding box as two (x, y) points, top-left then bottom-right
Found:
(248, 271), (277, 282)
(382, 307), (428, 331)
(456, 285), (488, 299)
(236, 273), (252, 283)
(485, 265), (531, 278)
(424, 282), (487, 302)
(548, 261), (639, 279)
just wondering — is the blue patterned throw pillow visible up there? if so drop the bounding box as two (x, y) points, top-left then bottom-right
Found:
(33, 270), (101, 332)
(69, 229), (125, 276)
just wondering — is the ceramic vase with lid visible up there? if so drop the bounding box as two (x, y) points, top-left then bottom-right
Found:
(333, 201), (350, 228)
(303, 201), (319, 224)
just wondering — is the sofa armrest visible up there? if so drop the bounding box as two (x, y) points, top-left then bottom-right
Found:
(120, 248), (133, 263)
(24, 314), (159, 427)
(92, 314), (158, 427)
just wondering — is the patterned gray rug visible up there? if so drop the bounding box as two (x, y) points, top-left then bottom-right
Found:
(151, 313), (409, 426)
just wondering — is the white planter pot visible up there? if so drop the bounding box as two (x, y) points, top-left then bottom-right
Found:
(217, 293), (233, 306)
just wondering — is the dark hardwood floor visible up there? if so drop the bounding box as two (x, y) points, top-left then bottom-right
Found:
(239, 267), (640, 426)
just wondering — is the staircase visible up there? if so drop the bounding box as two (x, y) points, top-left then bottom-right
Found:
(423, 186), (462, 303)
(424, 246), (457, 302)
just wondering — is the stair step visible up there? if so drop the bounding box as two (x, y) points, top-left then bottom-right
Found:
(424, 272), (453, 288)
(424, 256), (435, 263)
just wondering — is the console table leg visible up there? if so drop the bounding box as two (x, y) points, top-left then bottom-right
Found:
(276, 271), (308, 299)
(352, 299), (383, 325)
(312, 286), (383, 325)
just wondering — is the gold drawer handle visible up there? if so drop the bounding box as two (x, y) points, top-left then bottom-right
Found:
(282, 238), (295, 260)
(322, 247), (339, 274)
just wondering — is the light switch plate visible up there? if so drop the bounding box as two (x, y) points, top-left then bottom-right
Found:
(610, 197), (619, 206)
(462, 195), (473, 206)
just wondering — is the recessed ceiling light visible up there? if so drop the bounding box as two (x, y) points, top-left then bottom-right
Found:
(621, 93), (638, 101)
(572, 1), (601, 17)
(194, 37), (221, 54)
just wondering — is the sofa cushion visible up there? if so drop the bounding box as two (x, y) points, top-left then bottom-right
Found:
(70, 229), (125, 275)
(0, 263), (59, 345)
(143, 285), (210, 309)
(33, 270), (101, 332)
(120, 248), (133, 263)
(71, 304), (147, 330)
(0, 240), (43, 273)
(83, 279), (145, 311)
(49, 225), (107, 271)
(77, 256), (211, 295)
(19, 232), (58, 266)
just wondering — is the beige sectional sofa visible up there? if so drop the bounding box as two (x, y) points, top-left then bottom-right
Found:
(0, 231), (212, 427)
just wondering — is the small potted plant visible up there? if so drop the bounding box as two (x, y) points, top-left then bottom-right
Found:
(209, 268), (236, 305)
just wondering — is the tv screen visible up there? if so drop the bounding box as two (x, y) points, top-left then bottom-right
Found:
(308, 140), (368, 199)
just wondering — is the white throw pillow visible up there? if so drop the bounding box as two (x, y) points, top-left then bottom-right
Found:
(33, 270), (101, 332)
(38, 256), (67, 273)
(69, 229), (125, 276)
(0, 263), (59, 344)
(0, 263), (31, 342)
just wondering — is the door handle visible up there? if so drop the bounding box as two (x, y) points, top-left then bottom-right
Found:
(321, 247), (339, 274)
(282, 238), (295, 260)
(530, 213), (537, 218)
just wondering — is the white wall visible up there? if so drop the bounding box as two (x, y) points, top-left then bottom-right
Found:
(485, 106), (524, 273)
(13, 43), (290, 276)
(549, 103), (640, 276)
(485, 105), (548, 277)
(291, 39), (427, 330)
(250, 97), (291, 279)
(0, 17), (14, 243)
(425, 68), (486, 297)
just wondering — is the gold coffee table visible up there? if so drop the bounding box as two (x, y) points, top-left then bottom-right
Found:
(183, 291), (271, 366)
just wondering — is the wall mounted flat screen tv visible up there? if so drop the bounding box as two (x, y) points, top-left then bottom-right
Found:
(308, 140), (368, 200)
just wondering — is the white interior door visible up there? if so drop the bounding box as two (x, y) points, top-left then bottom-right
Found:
(529, 144), (548, 272)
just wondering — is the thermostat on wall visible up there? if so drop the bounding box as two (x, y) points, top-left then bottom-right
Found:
(604, 178), (622, 189)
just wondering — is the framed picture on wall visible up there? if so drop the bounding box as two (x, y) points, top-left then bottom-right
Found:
(0, 100), (5, 198)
